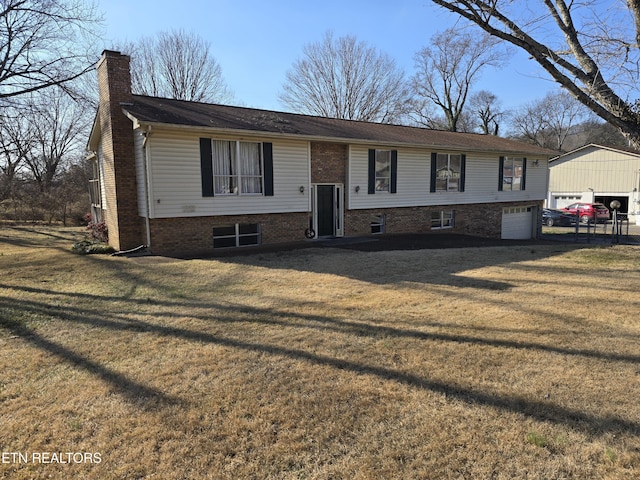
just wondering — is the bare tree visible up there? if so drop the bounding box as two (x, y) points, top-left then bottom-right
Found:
(411, 28), (509, 131)
(510, 101), (552, 149)
(0, 103), (33, 199)
(469, 90), (504, 135)
(127, 29), (233, 103)
(28, 89), (87, 192)
(280, 31), (410, 123)
(430, 0), (640, 148)
(0, 0), (103, 100)
(511, 90), (590, 151)
(569, 120), (628, 150)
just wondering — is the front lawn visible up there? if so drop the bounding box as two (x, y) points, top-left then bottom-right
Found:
(1, 226), (639, 479)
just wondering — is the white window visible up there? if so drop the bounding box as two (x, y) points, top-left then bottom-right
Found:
(375, 150), (391, 192)
(436, 154), (462, 192)
(431, 210), (455, 229)
(212, 140), (263, 195)
(502, 157), (524, 191)
(371, 214), (385, 234)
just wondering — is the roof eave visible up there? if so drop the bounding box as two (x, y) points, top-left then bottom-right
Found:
(87, 109), (101, 152)
(550, 143), (640, 163)
(123, 110), (554, 158)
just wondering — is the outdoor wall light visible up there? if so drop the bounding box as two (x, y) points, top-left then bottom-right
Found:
(299, 186), (305, 193)
(355, 185), (361, 193)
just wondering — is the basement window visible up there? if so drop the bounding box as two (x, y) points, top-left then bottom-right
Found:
(431, 210), (455, 229)
(371, 215), (385, 234)
(213, 223), (261, 248)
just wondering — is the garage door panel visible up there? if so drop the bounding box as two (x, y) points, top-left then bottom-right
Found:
(502, 206), (534, 239)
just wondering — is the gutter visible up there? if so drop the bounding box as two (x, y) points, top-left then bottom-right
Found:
(142, 125), (152, 250)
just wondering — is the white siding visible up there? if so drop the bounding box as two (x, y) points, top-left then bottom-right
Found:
(98, 143), (107, 211)
(347, 146), (429, 208)
(348, 145), (548, 210)
(144, 130), (310, 218)
(134, 129), (148, 217)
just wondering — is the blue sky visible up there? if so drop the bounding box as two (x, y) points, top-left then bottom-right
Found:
(99, 0), (558, 113)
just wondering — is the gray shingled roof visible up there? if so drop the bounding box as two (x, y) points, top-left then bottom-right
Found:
(123, 95), (555, 156)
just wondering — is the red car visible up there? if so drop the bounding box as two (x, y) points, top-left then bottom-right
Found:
(561, 202), (610, 224)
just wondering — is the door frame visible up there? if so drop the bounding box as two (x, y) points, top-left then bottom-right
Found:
(311, 183), (344, 238)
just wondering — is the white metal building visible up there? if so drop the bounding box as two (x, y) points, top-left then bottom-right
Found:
(548, 144), (640, 224)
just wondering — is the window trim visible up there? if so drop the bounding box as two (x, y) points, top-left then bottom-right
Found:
(368, 149), (397, 194)
(375, 150), (391, 193)
(213, 223), (261, 248)
(212, 139), (264, 196)
(430, 152), (466, 193)
(499, 156), (527, 191)
(200, 139), (274, 198)
(371, 214), (386, 234)
(431, 210), (455, 230)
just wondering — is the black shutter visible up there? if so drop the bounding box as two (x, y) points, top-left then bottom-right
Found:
(200, 138), (214, 197)
(430, 153), (437, 192)
(368, 149), (376, 194)
(459, 154), (466, 192)
(390, 150), (398, 193)
(498, 156), (505, 191)
(521, 158), (527, 191)
(263, 142), (274, 196)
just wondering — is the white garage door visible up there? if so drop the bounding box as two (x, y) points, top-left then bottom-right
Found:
(553, 195), (580, 209)
(502, 206), (534, 239)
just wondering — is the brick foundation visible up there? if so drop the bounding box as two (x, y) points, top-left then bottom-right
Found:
(145, 200), (542, 256)
(148, 212), (310, 256)
(345, 200), (543, 238)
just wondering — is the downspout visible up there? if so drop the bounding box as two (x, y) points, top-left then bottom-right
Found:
(142, 126), (152, 249)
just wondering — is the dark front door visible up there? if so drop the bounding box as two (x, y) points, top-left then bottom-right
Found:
(317, 185), (335, 237)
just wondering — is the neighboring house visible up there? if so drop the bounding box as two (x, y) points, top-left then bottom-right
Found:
(548, 144), (640, 224)
(87, 50), (554, 256)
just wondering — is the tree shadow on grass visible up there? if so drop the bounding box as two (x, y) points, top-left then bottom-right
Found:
(0, 312), (182, 409)
(3, 284), (640, 363)
(1, 287), (639, 438)
(0, 226), (83, 248)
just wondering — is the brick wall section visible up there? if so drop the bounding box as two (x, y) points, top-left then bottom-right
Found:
(148, 212), (310, 256)
(345, 200), (543, 238)
(147, 201), (541, 256)
(96, 50), (143, 251)
(310, 142), (347, 184)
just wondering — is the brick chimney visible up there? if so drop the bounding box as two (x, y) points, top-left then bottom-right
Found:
(96, 50), (142, 251)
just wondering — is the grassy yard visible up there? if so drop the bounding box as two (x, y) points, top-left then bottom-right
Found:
(1, 226), (639, 479)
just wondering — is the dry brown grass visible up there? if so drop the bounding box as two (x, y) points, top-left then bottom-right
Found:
(1, 225), (639, 479)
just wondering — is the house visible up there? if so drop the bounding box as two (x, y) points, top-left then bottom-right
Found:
(548, 144), (640, 224)
(87, 50), (554, 257)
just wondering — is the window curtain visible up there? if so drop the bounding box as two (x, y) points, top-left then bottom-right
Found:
(239, 142), (262, 194)
(213, 140), (236, 194)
